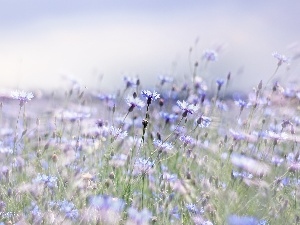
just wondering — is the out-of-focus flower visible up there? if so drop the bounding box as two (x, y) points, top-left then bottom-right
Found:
(227, 214), (268, 225)
(153, 139), (173, 153)
(11, 90), (34, 106)
(185, 203), (204, 214)
(272, 52), (290, 66)
(58, 200), (79, 220)
(179, 135), (195, 146)
(33, 174), (58, 189)
(58, 110), (91, 122)
(160, 112), (178, 124)
(124, 76), (139, 88)
(126, 96), (145, 111)
(110, 126), (128, 140)
(133, 158), (155, 176)
(202, 50), (218, 62)
(196, 115), (212, 128)
(159, 75), (173, 85)
(127, 207), (152, 225)
(177, 100), (199, 117)
(216, 79), (225, 91)
(231, 153), (270, 176)
(85, 195), (125, 224)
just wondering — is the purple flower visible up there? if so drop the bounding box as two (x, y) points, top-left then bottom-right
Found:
(54, 200), (79, 220)
(110, 126), (128, 140)
(125, 96), (145, 111)
(159, 75), (173, 85)
(11, 90), (34, 106)
(272, 52), (289, 66)
(196, 116), (212, 128)
(88, 195), (125, 212)
(202, 50), (218, 62)
(33, 174), (58, 189)
(124, 76), (139, 88)
(179, 135), (195, 146)
(177, 100), (199, 117)
(128, 207), (152, 225)
(153, 139), (173, 152)
(216, 79), (225, 91)
(141, 90), (160, 105)
(227, 215), (266, 225)
(160, 112), (178, 124)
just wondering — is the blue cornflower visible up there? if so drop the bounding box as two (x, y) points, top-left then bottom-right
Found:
(216, 79), (225, 91)
(11, 90), (34, 106)
(202, 50), (218, 62)
(160, 112), (178, 124)
(110, 126), (128, 140)
(128, 207), (152, 225)
(33, 174), (58, 189)
(179, 135), (195, 146)
(88, 195), (125, 212)
(185, 203), (204, 214)
(124, 76), (139, 88)
(57, 200), (79, 220)
(125, 95), (145, 111)
(159, 75), (173, 85)
(141, 90), (160, 105)
(196, 116), (212, 128)
(153, 139), (173, 152)
(177, 100), (199, 117)
(272, 52), (289, 66)
(227, 215), (268, 225)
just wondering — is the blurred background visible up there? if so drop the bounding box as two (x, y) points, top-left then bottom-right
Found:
(1, 0), (300, 93)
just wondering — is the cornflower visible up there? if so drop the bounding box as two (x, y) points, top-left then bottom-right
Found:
(272, 52), (290, 66)
(153, 139), (173, 153)
(51, 200), (79, 220)
(177, 100), (199, 117)
(125, 95), (145, 111)
(196, 115), (212, 128)
(88, 195), (125, 212)
(159, 75), (173, 85)
(33, 174), (58, 189)
(11, 90), (34, 106)
(141, 90), (160, 105)
(110, 126), (128, 140)
(179, 135), (195, 146)
(202, 50), (218, 62)
(127, 207), (152, 225)
(160, 112), (178, 124)
(124, 76), (139, 88)
(216, 79), (225, 91)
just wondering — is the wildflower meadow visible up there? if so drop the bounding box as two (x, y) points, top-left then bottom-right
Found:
(1, 49), (300, 225)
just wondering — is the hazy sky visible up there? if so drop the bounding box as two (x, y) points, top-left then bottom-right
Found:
(1, 0), (300, 92)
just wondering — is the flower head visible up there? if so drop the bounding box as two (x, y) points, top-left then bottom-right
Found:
(202, 50), (218, 62)
(124, 76), (139, 88)
(177, 100), (199, 117)
(110, 126), (128, 140)
(159, 75), (173, 85)
(125, 95), (145, 111)
(141, 90), (160, 105)
(272, 52), (289, 66)
(11, 90), (34, 106)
